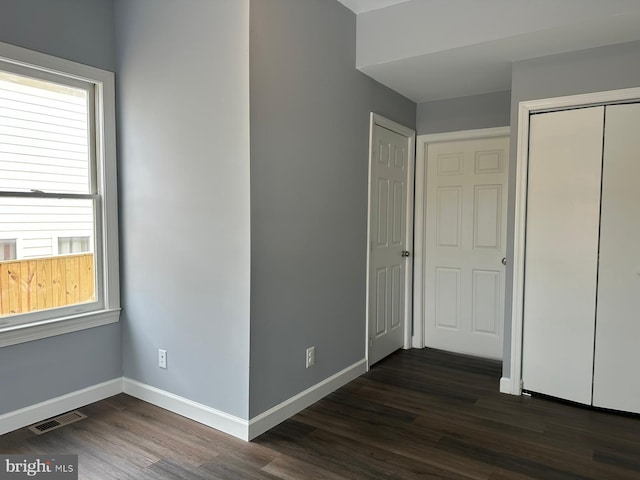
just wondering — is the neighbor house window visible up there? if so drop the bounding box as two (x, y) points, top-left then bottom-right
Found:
(0, 239), (16, 260)
(0, 42), (119, 346)
(58, 236), (91, 255)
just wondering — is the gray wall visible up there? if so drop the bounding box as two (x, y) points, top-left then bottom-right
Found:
(0, 0), (115, 71)
(115, 0), (251, 419)
(0, 0), (121, 415)
(249, 0), (416, 417)
(503, 40), (640, 378)
(416, 91), (511, 135)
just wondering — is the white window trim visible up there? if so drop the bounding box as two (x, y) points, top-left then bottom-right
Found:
(0, 41), (120, 347)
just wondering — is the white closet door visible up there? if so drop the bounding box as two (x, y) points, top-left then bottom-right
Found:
(522, 107), (604, 405)
(592, 103), (640, 414)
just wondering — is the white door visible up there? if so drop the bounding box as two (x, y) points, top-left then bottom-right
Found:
(368, 118), (413, 366)
(522, 107), (604, 405)
(593, 103), (640, 414)
(424, 136), (508, 359)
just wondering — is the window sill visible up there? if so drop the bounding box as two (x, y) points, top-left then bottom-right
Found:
(0, 309), (121, 347)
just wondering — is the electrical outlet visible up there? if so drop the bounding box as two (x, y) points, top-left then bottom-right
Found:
(158, 349), (167, 369)
(306, 346), (315, 368)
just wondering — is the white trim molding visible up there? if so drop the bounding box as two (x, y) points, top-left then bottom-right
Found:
(499, 377), (512, 394)
(248, 359), (366, 440)
(0, 309), (120, 348)
(365, 113), (416, 368)
(414, 127), (510, 350)
(0, 378), (122, 436)
(509, 87), (640, 396)
(418, 127), (511, 144)
(0, 360), (367, 441)
(122, 378), (249, 441)
(125, 359), (365, 441)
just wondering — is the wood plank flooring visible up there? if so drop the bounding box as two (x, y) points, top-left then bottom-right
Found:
(2, 348), (640, 479)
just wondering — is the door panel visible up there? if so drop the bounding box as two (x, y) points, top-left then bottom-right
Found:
(522, 107), (604, 405)
(593, 103), (640, 414)
(376, 179), (389, 245)
(473, 185), (502, 249)
(369, 124), (410, 365)
(424, 136), (508, 359)
(435, 267), (461, 329)
(375, 268), (387, 335)
(437, 187), (462, 248)
(472, 269), (500, 335)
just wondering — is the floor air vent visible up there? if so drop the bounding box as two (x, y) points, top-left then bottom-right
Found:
(28, 411), (87, 435)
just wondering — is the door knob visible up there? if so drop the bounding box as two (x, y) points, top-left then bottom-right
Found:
(401, 250), (410, 257)
(501, 257), (507, 266)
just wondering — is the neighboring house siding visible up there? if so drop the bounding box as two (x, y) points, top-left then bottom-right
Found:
(0, 198), (93, 258)
(0, 69), (93, 259)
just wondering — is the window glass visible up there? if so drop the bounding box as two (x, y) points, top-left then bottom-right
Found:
(0, 239), (16, 260)
(0, 70), (90, 194)
(58, 235), (91, 254)
(0, 68), (97, 319)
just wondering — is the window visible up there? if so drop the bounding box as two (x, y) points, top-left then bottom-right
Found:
(0, 42), (119, 346)
(58, 236), (91, 255)
(0, 239), (16, 260)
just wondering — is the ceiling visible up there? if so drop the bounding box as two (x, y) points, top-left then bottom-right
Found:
(337, 0), (640, 103)
(336, 0), (411, 14)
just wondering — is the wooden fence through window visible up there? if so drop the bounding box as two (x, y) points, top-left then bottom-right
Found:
(0, 253), (94, 316)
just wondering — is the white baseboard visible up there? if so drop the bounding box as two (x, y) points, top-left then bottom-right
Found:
(1, 362), (367, 441)
(500, 376), (513, 394)
(124, 359), (366, 441)
(0, 378), (122, 436)
(122, 378), (249, 441)
(248, 359), (366, 440)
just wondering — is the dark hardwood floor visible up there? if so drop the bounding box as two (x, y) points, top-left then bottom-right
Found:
(2, 348), (640, 479)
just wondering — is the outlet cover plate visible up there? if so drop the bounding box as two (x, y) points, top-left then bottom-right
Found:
(306, 346), (315, 368)
(159, 349), (167, 369)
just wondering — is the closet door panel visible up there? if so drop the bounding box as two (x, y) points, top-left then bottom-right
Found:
(593, 103), (640, 414)
(522, 107), (604, 405)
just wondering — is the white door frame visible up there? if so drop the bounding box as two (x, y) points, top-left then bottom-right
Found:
(506, 86), (640, 396)
(413, 127), (510, 349)
(365, 113), (415, 369)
